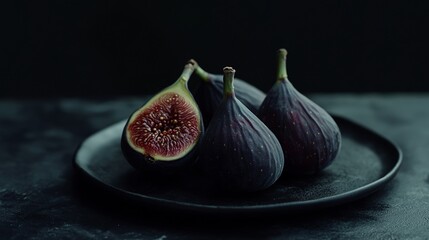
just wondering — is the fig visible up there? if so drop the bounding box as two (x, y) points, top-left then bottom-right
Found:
(121, 62), (204, 173)
(259, 49), (341, 175)
(190, 59), (266, 127)
(198, 67), (284, 192)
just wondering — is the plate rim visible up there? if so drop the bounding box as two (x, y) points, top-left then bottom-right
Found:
(73, 115), (403, 214)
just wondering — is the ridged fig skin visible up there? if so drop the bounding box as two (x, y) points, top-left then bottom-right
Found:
(199, 97), (284, 192)
(192, 75), (266, 128)
(259, 80), (341, 176)
(120, 108), (204, 175)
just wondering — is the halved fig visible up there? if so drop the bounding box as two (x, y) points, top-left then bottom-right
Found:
(121, 62), (204, 173)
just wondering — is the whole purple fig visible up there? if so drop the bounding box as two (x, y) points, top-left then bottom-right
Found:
(199, 67), (284, 192)
(259, 49), (341, 175)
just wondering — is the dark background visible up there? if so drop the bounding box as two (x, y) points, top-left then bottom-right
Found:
(1, 0), (427, 98)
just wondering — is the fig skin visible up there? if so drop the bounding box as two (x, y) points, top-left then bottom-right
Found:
(199, 67), (284, 192)
(121, 62), (204, 175)
(190, 59), (266, 128)
(259, 49), (341, 176)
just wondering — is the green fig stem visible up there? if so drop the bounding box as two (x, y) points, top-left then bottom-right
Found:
(223, 67), (235, 97)
(189, 59), (211, 82)
(179, 61), (196, 83)
(277, 48), (288, 81)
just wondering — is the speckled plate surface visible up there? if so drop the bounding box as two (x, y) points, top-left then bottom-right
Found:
(73, 115), (402, 215)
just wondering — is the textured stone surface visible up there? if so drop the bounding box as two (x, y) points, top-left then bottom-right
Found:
(1, 94), (429, 239)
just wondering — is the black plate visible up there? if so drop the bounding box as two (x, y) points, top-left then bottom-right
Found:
(73, 115), (402, 215)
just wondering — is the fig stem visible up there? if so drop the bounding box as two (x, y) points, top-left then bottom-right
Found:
(277, 48), (288, 80)
(223, 67), (236, 97)
(179, 62), (196, 83)
(189, 59), (212, 82)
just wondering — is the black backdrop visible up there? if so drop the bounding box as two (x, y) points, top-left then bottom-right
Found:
(1, 1), (427, 98)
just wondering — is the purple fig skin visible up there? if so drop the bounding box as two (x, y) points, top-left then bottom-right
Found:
(259, 50), (341, 176)
(191, 60), (266, 128)
(199, 67), (284, 192)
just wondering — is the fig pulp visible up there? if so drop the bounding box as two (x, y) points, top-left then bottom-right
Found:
(121, 62), (204, 173)
(259, 49), (341, 175)
(190, 60), (266, 127)
(199, 67), (284, 192)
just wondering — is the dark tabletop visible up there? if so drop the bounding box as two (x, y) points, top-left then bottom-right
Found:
(1, 94), (429, 239)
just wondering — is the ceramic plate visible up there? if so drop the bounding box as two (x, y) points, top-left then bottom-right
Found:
(74, 115), (402, 215)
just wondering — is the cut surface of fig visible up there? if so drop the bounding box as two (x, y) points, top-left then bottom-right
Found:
(121, 62), (203, 172)
(259, 49), (341, 175)
(199, 67), (284, 192)
(126, 92), (200, 160)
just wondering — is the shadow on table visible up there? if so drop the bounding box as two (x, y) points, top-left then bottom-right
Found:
(71, 168), (396, 237)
